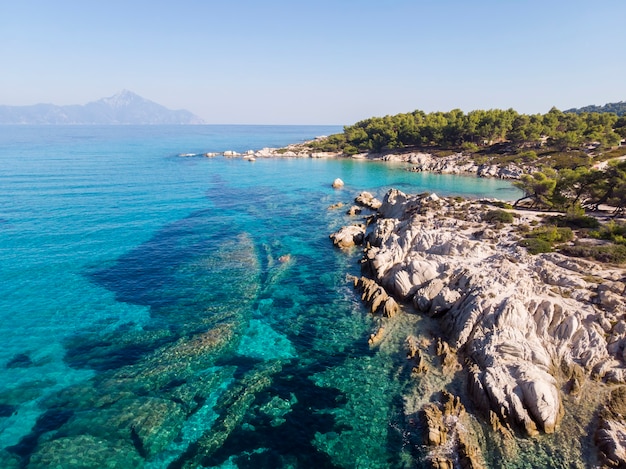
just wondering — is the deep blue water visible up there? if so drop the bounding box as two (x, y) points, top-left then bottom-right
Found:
(0, 125), (521, 468)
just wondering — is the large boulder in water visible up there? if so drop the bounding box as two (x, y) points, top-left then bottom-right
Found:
(330, 224), (365, 248)
(332, 178), (344, 188)
(355, 191), (382, 210)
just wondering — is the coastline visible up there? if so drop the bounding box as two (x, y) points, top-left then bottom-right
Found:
(183, 140), (532, 181)
(331, 188), (626, 467)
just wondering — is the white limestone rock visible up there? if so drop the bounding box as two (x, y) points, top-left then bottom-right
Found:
(355, 191), (382, 210)
(332, 178), (344, 189)
(329, 224), (365, 249)
(355, 188), (626, 439)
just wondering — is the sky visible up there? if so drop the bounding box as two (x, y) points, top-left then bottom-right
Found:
(1, 0), (624, 124)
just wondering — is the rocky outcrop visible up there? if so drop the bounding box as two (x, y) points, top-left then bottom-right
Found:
(329, 224), (365, 248)
(199, 142), (532, 180)
(332, 178), (344, 188)
(381, 151), (529, 179)
(353, 276), (399, 318)
(350, 276), (400, 347)
(354, 191), (382, 210)
(346, 188), (626, 449)
(595, 386), (626, 468)
(406, 336), (430, 374)
(419, 392), (484, 469)
(347, 205), (362, 216)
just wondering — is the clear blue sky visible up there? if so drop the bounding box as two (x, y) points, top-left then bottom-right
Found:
(1, 0), (624, 124)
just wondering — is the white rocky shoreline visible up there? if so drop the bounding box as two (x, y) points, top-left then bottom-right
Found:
(331, 188), (626, 468)
(179, 140), (530, 180)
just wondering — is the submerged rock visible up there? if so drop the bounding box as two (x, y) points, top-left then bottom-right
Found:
(5, 353), (33, 369)
(56, 397), (186, 459)
(29, 434), (143, 469)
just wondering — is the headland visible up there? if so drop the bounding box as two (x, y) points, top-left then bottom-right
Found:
(331, 188), (626, 467)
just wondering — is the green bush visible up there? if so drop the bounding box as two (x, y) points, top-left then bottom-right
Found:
(517, 150), (538, 162)
(539, 151), (591, 170)
(547, 214), (600, 229)
(483, 209), (514, 224)
(472, 155), (489, 165)
(519, 225), (574, 254)
(343, 145), (359, 155)
(491, 201), (514, 210)
(526, 225), (574, 243)
(461, 142), (479, 152)
(591, 220), (626, 245)
(519, 238), (553, 254)
(560, 243), (626, 264)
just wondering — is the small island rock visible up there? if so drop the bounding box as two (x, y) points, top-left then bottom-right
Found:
(332, 178), (344, 188)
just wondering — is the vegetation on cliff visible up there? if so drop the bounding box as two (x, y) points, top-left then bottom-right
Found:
(513, 161), (626, 213)
(311, 107), (626, 155)
(566, 101), (626, 117)
(310, 105), (626, 217)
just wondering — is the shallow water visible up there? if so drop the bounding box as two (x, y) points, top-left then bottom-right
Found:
(0, 125), (573, 468)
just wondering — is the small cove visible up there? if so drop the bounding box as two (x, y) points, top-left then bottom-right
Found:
(0, 125), (532, 467)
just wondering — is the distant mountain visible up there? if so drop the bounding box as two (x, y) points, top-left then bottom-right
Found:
(565, 101), (626, 116)
(0, 90), (205, 124)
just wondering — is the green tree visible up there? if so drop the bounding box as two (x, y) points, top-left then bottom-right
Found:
(552, 167), (603, 209)
(592, 161), (626, 212)
(514, 170), (558, 208)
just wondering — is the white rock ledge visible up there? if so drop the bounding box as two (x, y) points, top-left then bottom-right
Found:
(347, 188), (626, 440)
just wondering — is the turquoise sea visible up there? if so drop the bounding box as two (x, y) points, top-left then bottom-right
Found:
(0, 125), (522, 468)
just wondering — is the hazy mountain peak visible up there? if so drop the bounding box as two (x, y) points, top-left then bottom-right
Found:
(98, 90), (145, 108)
(0, 91), (205, 125)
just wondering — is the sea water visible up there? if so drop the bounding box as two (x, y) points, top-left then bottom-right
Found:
(0, 125), (551, 468)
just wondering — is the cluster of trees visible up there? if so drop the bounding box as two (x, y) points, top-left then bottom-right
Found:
(514, 161), (626, 213)
(313, 107), (626, 154)
(566, 101), (626, 116)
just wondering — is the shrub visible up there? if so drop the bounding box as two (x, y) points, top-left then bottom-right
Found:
(343, 145), (359, 155)
(473, 155), (489, 165)
(517, 150), (538, 162)
(591, 220), (626, 245)
(461, 142), (479, 152)
(483, 209), (514, 224)
(519, 225), (574, 254)
(519, 238), (553, 254)
(539, 151), (591, 170)
(526, 225), (574, 243)
(560, 243), (626, 264)
(547, 214), (600, 229)
(491, 201), (514, 210)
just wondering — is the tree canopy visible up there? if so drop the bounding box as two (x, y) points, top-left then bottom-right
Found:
(565, 101), (626, 117)
(311, 107), (624, 154)
(513, 161), (626, 214)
